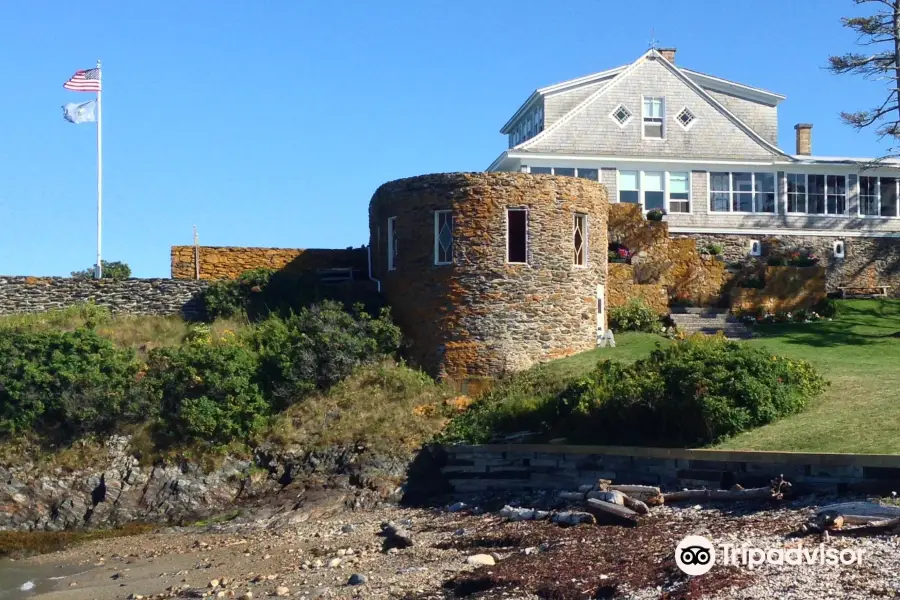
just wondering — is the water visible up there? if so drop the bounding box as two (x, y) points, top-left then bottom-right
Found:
(0, 562), (85, 599)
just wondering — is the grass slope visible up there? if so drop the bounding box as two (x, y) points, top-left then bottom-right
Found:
(546, 300), (900, 454)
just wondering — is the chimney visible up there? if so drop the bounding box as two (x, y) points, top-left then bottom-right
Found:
(658, 48), (677, 63)
(795, 123), (813, 155)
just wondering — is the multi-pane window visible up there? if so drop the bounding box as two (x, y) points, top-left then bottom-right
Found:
(434, 211), (453, 265)
(573, 213), (587, 266)
(785, 174), (846, 215)
(675, 107), (695, 129)
(616, 169), (690, 212)
(669, 172), (690, 213)
(527, 166), (599, 180)
(708, 172), (775, 213)
(859, 176), (899, 217)
(643, 171), (665, 210)
(619, 170), (640, 203)
(387, 217), (398, 271)
(612, 104), (632, 126)
(643, 97), (665, 138)
(507, 208), (528, 264)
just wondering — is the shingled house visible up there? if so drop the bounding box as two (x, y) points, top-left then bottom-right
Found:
(487, 47), (900, 296)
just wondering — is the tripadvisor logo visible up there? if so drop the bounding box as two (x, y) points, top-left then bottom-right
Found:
(675, 535), (864, 574)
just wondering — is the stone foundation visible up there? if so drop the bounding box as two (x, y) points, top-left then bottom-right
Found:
(369, 172), (608, 379)
(671, 233), (900, 296)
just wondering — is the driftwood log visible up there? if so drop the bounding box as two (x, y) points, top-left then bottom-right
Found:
(663, 475), (791, 503)
(584, 498), (639, 525)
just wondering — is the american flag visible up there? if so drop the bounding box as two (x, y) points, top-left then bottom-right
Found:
(63, 68), (101, 92)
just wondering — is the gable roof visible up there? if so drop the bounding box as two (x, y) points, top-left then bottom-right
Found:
(513, 49), (793, 159)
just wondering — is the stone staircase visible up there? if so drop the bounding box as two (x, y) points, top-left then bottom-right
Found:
(669, 307), (753, 340)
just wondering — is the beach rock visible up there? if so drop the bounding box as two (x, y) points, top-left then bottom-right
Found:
(348, 573), (368, 586)
(466, 554), (496, 566)
(274, 586), (290, 597)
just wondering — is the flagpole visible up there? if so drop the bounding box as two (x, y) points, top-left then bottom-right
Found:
(95, 60), (103, 279)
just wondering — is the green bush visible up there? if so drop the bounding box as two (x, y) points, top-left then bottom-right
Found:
(71, 260), (132, 280)
(609, 299), (661, 333)
(0, 329), (143, 438)
(560, 336), (826, 446)
(250, 301), (401, 409)
(200, 268), (275, 320)
(814, 298), (841, 319)
(143, 339), (269, 444)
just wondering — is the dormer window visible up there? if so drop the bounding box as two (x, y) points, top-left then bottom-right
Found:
(611, 104), (633, 127)
(643, 96), (665, 139)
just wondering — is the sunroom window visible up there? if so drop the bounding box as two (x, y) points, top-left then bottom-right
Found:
(669, 172), (690, 213)
(643, 97), (664, 138)
(709, 172), (775, 213)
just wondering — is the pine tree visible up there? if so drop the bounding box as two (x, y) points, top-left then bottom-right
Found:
(828, 0), (900, 156)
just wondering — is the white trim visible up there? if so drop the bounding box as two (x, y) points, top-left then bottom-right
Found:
(858, 175), (900, 218)
(783, 173), (849, 217)
(680, 69), (786, 105)
(506, 207), (529, 264)
(609, 104), (633, 129)
(674, 106), (697, 131)
(668, 226), (900, 238)
(505, 152), (780, 167)
(538, 66), (628, 95)
(387, 216), (397, 271)
(434, 210), (453, 265)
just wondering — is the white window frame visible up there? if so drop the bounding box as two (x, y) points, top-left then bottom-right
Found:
(707, 171), (779, 215)
(833, 240), (846, 259)
(506, 207), (529, 264)
(674, 106), (697, 131)
(858, 175), (900, 218)
(785, 173), (848, 217)
(641, 170), (666, 212)
(617, 169), (641, 206)
(610, 104), (633, 129)
(642, 96), (666, 140)
(434, 210), (453, 266)
(667, 171), (692, 214)
(573, 213), (588, 267)
(749, 240), (762, 257)
(387, 216), (398, 271)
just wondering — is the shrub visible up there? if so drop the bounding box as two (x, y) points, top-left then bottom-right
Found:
(766, 256), (787, 266)
(249, 301), (402, 409)
(0, 329), (143, 438)
(200, 268), (275, 321)
(71, 260), (132, 280)
(646, 208), (666, 222)
(609, 299), (661, 333)
(701, 243), (724, 257)
(738, 276), (765, 289)
(143, 339), (269, 444)
(814, 298), (841, 319)
(558, 336), (826, 447)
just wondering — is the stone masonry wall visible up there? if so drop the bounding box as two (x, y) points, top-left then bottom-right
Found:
(437, 444), (900, 496)
(671, 233), (900, 297)
(171, 246), (368, 280)
(369, 172), (608, 380)
(0, 277), (208, 319)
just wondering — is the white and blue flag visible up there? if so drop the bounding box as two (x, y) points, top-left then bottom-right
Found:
(62, 100), (97, 124)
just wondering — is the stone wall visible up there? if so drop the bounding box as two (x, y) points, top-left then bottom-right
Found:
(671, 233), (900, 297)
(731, 267), (827, 313)
(171, 246), (368, 280)
(369, 172), (608, 380)
(437, 444), (900, 496)
(607, 205), (727, 310)
(0, 276), (208, 319)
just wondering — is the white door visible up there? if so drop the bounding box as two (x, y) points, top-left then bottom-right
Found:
(596, 283), (605, 344)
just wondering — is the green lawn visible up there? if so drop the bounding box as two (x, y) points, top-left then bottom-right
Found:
(546, 300), (900, 454)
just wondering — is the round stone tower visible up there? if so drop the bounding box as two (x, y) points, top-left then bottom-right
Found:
(368, 172), (609, 381)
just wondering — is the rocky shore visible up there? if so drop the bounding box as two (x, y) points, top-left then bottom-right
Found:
(8, 494), (900, 600)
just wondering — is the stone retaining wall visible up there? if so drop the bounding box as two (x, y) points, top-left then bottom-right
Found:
(171, 246), (368, 280)
(437, 444), (900, 496)
(0, 277), (208, 319)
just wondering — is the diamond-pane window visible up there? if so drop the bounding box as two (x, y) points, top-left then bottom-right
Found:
(612, 105), (632, 126)
(573, 213), (587, 266)
(676, 107), (695, 129)
(435, 210), (453, 265)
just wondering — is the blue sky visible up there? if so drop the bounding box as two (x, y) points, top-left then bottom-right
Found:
(0, 0), (889, 276)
